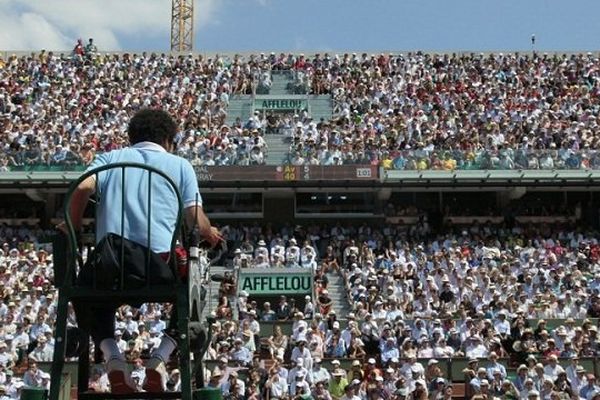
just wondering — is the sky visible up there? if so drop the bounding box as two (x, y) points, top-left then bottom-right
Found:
(0, 0), (599, 53)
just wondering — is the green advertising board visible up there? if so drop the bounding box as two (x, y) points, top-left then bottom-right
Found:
(237, 268), (312, 296)
(255, 98), (308, 110)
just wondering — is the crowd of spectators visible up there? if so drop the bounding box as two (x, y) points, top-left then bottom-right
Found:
(2, 216), (600, 398)
(0, 48), (270, 169)
(205, 220), (600, 400)
(281, 52), (600, 170)
(4, 50), (600, 170)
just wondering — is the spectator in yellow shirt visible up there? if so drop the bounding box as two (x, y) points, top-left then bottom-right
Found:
(443, 154), (457, 170)
(329, 370), (348, 400)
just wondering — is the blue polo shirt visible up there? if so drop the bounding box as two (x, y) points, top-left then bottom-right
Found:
(87, 142), (201, 253)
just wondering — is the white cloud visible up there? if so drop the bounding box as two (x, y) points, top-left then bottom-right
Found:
(196, 0), (222, 28)
(0, 0), (222, 51)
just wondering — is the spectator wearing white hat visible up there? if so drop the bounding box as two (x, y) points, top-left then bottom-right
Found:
(114, 330), (128, 354)
(0, 342), (14, 369)
(470, 368), (488, 393)
(291, 337), (312, 369)
(566, 365), (587, 393)
(486, 352), (507, 381)
(526, 389), (540, 400)
(243, 309), (261, 337)
(285, 238), (300, 268)
(237, 291), (249, 318)
(265, 367), (288, 399)
(292, 315), (308, 338)
(232, 249), (246, 270)
(288, 357), (309, 384)
(307, 357), (330, 385)
(543, 355), (565, 381)
(513, 364), (530, 392)
(147, 328), (162, 352)
(270, 238), (286, 264)
(494, 311), (511, 336)
(229, 337), (252, 367)
(254, 239), (269, 261)
(290, 369), (311, 397)
(28, 335), (52, 362)
(303, 295), (314, 319)
(328, 368), (348, 400)
(396, 352), (417, 378)
(148, 312), (166, 334)
(434, 337), (455, 358)
(380, 336), (399, 364)
(122, 311), (138, 340)
(253, 253), (270, 269)
(465, 335), (489, 358)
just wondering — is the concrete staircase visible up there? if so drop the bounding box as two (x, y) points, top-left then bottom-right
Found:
(225, 95), (253, 125)
(326, 272), (352, 317)
(308, 95), (333, 122)
(200, 264), (233, 320)
(264, 134), (291, 165)
(269, 72), (295, 95)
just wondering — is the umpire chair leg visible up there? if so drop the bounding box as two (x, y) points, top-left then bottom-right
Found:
(178, 292), (192, 400)
(77, 331), (91, 394)
(49, 295), (69, 400)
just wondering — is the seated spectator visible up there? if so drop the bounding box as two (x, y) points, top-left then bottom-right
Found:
(266, 325), (288, 360)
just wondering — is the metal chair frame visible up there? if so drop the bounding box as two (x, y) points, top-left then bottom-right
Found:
(49, 162), (194, 400)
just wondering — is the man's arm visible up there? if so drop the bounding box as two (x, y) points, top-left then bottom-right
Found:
(58, 176), (96, 234)
(185, 205), (223, 248)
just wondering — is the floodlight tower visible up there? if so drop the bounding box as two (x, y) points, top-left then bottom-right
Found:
(171, 0), (194, 52)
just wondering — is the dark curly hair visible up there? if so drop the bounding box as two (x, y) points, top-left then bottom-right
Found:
(127, 108), (177, 146)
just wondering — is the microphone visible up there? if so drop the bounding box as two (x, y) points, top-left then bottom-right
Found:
(210, 274), (225, 282)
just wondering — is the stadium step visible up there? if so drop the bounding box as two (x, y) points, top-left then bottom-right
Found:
(201, 265), (233, 320)
(269, 73), (295, 95)
(264, 134), (291, 165)
(225, 95), (254, 125)
(325, 272), (352, 316)
(308, 95), (333, 121)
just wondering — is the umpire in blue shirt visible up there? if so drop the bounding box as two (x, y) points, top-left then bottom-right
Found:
(64, 109), (222, 393)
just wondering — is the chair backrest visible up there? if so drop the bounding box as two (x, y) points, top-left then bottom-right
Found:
(60, 162), (185, 289)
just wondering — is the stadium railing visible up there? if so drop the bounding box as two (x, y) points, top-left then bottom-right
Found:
(6, 149), (600, 171)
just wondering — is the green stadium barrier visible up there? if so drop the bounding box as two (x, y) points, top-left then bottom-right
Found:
(20, 388), (47, 400)
(194, 387), (222, 400)
(37, 357), (600, 386)
(213, 319), (598, 338)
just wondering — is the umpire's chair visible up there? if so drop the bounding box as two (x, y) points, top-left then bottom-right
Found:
(49, 163), (213, 400)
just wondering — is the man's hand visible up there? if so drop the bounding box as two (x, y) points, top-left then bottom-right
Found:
(204, 226), (224, 248)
